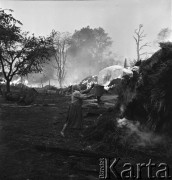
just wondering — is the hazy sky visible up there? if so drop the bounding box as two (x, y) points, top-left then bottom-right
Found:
(1, 0), (172, 59)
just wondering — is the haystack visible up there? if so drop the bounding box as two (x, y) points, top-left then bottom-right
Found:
(98, 65), (133, 86)
(119, 42), (172, 134)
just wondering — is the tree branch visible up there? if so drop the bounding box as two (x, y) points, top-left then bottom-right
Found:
(139, 43), (150, 51)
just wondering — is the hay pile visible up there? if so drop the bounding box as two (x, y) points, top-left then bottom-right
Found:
(83, 43), (172, 156)
(83, 109), (127, 153)
(120, 42), (172, 134)
(80, 75), (98, 89)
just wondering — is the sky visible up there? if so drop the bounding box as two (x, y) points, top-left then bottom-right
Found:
(1, 0), (171, 60)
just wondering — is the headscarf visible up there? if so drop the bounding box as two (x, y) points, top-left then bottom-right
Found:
(72, 90), (82, 103)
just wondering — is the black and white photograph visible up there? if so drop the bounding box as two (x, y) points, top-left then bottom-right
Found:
(0, 0), (172, 179)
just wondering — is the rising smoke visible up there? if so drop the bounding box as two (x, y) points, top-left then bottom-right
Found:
(117, 118), (164, 148)
(157, 28), (172, 42)
(153, 27), (172, 50)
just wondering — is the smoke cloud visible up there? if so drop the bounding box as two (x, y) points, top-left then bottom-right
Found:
(117, 118), (164, 148)
(153, 28), (172, 50)
(157, 28), (172, 42)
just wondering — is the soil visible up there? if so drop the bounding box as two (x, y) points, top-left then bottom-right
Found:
(0, 94), (172, 180)
(0, 94), (100, 180)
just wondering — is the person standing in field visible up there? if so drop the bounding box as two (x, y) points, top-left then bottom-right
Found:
(60, 84), (94, 137)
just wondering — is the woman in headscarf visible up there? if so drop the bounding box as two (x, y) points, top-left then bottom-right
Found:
(60, 84), (94, 137)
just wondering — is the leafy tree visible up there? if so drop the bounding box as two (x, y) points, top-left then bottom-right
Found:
(49, 30), (72, 88)
(0, 9), (52, 92)
(69, 26), (112, 71)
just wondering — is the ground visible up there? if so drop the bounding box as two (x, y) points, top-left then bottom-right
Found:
(0, 94), (100, 180)
(0, 93), (172, 180)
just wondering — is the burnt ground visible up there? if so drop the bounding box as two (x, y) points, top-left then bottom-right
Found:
(0, 94), (100, 180)
(0, 94), (172, 180)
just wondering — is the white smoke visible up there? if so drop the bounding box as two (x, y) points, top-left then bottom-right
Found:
(152, 28), (172, 51)
(117, 118), (164, 147)
(157, 28), (172, 42)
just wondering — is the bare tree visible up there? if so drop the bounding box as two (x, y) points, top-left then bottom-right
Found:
(50, 30), (71, 88)
(133, 24), (149, 61)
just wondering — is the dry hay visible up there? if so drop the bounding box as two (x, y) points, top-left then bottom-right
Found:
(118, 42), (172, 134)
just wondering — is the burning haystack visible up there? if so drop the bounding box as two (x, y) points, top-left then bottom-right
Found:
(80, 75), (98, 89)
(98, 65), (133, 87)
(120, 42), (172, 134)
